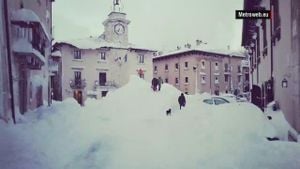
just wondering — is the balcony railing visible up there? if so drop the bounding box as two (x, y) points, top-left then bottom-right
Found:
(94, 80), (118, 89)
(70, 79), (86, 89)
(224, 68), (231, 74)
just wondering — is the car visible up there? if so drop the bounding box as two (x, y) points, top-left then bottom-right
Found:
(220, 94), (238, 102)
(237, 93), (250, 102)
(203, 97), (230, 105)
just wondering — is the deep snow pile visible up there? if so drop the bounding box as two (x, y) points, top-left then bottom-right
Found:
(1, 75), (300, 169)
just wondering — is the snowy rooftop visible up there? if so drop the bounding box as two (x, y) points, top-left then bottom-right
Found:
(51, 50), (62, 57)
(56, 36), (156, 52)
(11, 8), (51, 41)
(154, 46), (245, 60)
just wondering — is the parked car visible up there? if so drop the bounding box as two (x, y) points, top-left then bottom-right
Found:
(237, 93), (250, 102)
(203, 97), (230, 105)
(219, 94), (237, 102)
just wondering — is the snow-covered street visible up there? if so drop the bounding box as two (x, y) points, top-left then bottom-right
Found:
(1, 76), (300, 169)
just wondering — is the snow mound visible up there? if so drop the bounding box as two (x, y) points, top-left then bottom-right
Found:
(1, 75), (300, 169)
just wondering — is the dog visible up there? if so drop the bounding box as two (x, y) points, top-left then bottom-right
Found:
(166, 108), (172, 116)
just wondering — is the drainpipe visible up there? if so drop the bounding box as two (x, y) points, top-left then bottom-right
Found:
(4, 0), (16, 124)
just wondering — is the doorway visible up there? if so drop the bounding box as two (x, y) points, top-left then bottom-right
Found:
(74, 90), (83, 105)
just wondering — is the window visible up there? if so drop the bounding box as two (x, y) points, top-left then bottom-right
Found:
(203, 99), (213, 105)
(215, 62), (219, 70)
(201, 76), (206, 84)
(185, 77), (189, 83)
(214, 98), (229, 105)
(201, 61), (205, 69)
(165, 78), (168, 83)
(237, 66), (241, 73)
(175, 77), (179, 84)
(215, 76), (219, 84)
(224, 63), (229, 71)
(154, 66), (157, 71)
(225, 75), (229, 82)
(74, 49), (81, 59)
(262, 19), (268, 56)
(138, 55), (144, 63)
(238, 75), (242, 83)
(175, 63), (179, 70)
(99, 72), (107, 86)
(184, 62), (188, 68)
(271, 0), (281, 42)
(74, 71), (82, 85)
(165, 64), (168, 71)
(124, 55), (128, 62)
(100, 52), (106, 60)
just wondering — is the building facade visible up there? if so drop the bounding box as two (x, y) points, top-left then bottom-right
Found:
(242, 0), (300, 140)
(0, 0), (54, 122)
(153, 49), (247, 95)
(54, 2), (156, 105)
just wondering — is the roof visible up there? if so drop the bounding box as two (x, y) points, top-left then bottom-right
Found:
(55, 36), (156, 52)
(11, 8), (51, 41)
(51, 50), (62, 57)
(153, 47), (245, 60)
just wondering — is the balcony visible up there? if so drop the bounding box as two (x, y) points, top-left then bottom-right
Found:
(70, 79), (86, 89)
(11, 9), (50, 70)
(224, 68), (231, 75)
(94, 80), (118, 90)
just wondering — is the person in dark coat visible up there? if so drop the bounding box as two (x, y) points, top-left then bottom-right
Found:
(158, 77), (163, 91)
(151, 78), (158, 91)
(178, 93), (186, 110)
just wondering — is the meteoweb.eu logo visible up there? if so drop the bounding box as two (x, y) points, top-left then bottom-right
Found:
(235, 10), (271, 19)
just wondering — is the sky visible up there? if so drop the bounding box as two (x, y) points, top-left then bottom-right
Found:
(53, 0), (244, 52)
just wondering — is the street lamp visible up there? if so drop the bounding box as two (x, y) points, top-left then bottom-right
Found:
(282, 78), (288, 88)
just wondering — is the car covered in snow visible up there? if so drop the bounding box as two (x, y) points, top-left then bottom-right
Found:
(202, 97), (231, 105)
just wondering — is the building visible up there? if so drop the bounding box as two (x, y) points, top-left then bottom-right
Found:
(0, 0), (54, 123)
(0, 0), (11, 122)
(242, 0), (300, 140)
(153, 48), (247, 95)
(53, 1), (156, 105)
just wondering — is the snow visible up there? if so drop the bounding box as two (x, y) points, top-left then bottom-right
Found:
(58, 36), (156, 51)
(1, 75), (300, 169)
(265, 101), (295, 141)
(51, 50), (62, 57)
(155, 46), (245, 60)
(12, 38), (46, 63)
(11, 8), (51, 41)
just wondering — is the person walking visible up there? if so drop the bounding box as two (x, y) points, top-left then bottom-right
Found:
(158, 77), (163, 91)
(178, 93), (186, 110)
(151, 78), (158, 91)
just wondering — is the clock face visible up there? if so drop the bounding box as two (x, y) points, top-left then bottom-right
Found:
(114, 24), (125, 35)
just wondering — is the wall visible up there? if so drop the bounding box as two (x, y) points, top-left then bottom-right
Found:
(153, 52), (245, 95)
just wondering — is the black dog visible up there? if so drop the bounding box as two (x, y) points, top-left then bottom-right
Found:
(166, 108), (172, 116)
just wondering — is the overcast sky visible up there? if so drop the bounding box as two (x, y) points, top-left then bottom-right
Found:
(53, 0), (244, 52)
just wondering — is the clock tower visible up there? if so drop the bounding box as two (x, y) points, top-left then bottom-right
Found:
(102, 0), (130, 44)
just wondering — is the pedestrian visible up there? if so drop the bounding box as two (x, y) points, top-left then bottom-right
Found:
(151, 77), (158, 91)
(178, 93), (186, 110)
(158, 77), (163, 91)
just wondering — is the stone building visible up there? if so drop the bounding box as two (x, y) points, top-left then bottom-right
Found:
(0, 0), (54, 123)
(54, 1), (156, 105)
(242, 0), (300, 141)
(153, 48), (247, 95)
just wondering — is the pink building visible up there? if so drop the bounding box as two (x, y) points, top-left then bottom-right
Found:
(242, 0), (300, 141)
(153, 49), (247, 95)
